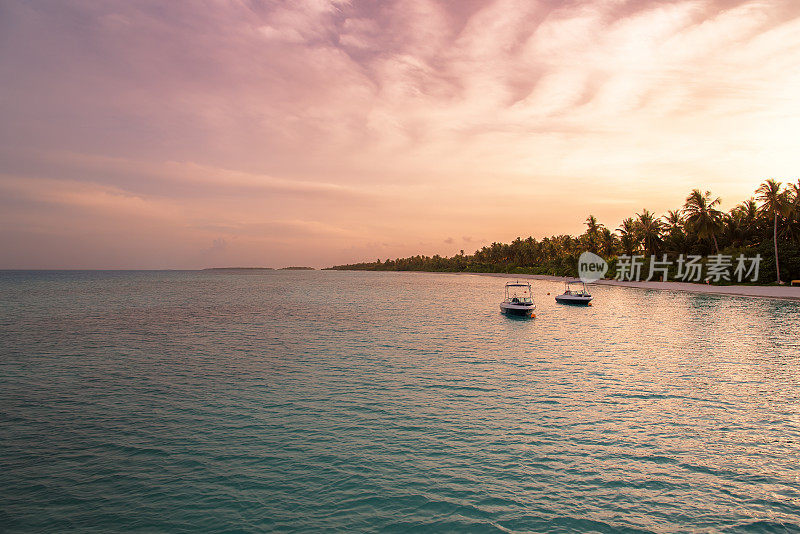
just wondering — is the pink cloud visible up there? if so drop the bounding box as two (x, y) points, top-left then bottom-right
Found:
(2, 0), (800, 267)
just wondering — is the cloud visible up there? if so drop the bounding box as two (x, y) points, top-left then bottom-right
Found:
(209, 238), (228, 253)
(2, 0), (800, 267)
(0, 148), (373, 201)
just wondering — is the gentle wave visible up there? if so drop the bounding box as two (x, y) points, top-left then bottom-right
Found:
(1, 270), (799, 532)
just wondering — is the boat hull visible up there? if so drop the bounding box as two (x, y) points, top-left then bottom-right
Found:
(555, 295), (592, 305)
(500, 303), (536, 316)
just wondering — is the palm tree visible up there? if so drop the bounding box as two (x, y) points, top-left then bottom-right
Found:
(756, 179), (787, 283)
(617, 217), (637, 255)
(684, 189), (723, 253)
(600, 227), (618, 257)
(731, 198), (758, 223)
(585, 215), (603, 253)
(662, 209), (686, 254)
(785, 179), (800, 244)
(635, 209), (663, 257)
(728, 199), (759, 246)
(664, 210), (683, 231)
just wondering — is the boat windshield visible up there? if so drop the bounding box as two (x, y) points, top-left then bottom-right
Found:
(505, 283), (533, 303)
(564, 281), (590, 295)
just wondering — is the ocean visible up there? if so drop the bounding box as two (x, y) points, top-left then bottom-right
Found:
(1, 269), (799, 532)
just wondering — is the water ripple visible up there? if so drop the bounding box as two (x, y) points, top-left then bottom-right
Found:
(1, 270), (799, 532)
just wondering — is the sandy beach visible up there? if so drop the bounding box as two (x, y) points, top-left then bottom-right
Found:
(451, 271), (800, 301)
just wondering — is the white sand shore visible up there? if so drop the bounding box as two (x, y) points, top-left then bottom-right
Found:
(451, 271), (800, 301)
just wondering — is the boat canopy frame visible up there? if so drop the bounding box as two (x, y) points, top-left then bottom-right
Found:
(504, 280), (533, 304)
(562, 279), (590, 296)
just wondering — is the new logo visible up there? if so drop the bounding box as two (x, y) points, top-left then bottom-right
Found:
(578, 251), (608, 283)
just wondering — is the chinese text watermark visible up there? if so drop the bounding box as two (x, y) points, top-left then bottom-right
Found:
(613, 254), (761, 283)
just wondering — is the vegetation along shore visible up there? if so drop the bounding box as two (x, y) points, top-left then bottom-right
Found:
(330, 180), (800, 285)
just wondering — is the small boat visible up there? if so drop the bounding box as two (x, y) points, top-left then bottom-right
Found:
(555, 280), (593, 305)
(500, 281), (536, 317)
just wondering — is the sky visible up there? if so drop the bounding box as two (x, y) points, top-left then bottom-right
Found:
(1, 0), (799, 269)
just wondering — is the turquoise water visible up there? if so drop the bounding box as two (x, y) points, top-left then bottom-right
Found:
(1, 270), (799, 533)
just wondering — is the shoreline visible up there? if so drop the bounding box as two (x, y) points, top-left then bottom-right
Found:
(441, 271), (800, 301)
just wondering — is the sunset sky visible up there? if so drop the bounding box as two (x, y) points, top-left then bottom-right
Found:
(2, 0), (799, 268)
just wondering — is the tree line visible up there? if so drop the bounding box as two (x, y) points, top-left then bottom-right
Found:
(329, 179), (800, 284)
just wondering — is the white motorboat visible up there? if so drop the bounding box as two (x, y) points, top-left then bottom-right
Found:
(500, 281), (536, 317)
(555, 280), (593, 305)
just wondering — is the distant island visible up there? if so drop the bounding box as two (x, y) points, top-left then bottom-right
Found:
(204, 267), (275, 271)
(204, 266), (315, 271)
(330, 180), (800, 285)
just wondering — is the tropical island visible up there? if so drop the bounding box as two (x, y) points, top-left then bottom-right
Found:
(330, 180), (800, 285)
